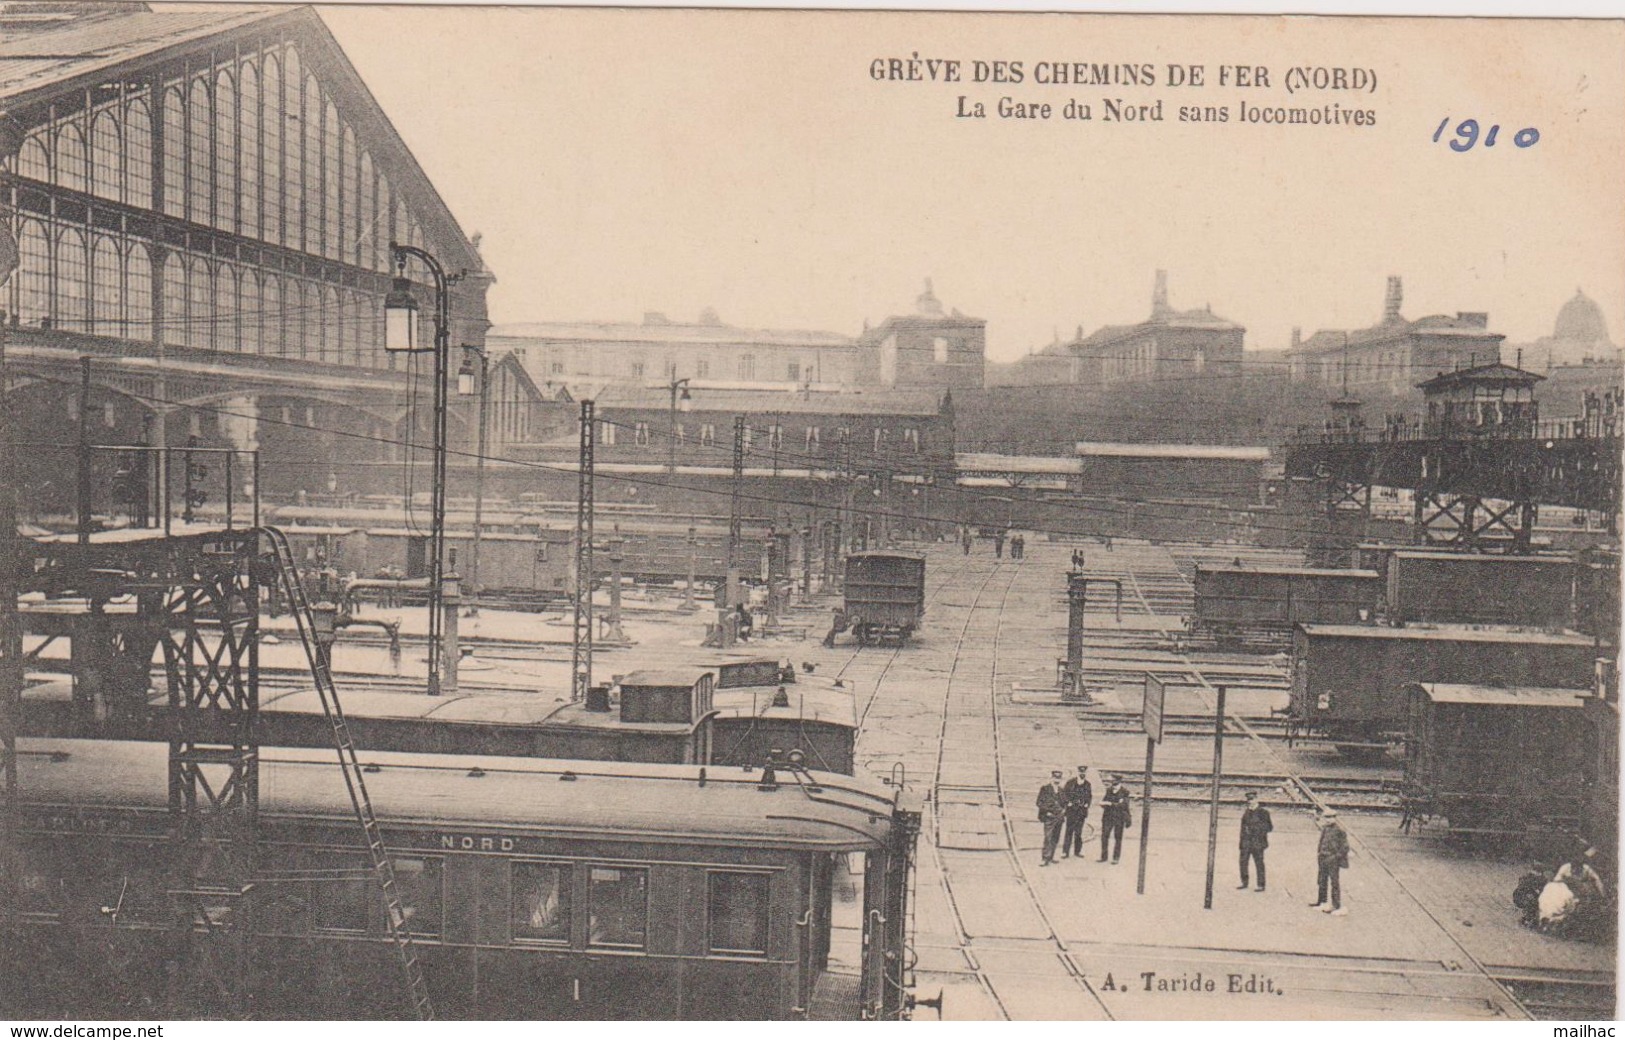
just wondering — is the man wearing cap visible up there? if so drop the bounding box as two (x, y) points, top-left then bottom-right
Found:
(1061, 765), (1093, 859)
(1037, 771), (1066, 866)
(1310, 808), (1350, 915)
(1098, 775), (1132, 864)
(1237, 791), (1273, 891)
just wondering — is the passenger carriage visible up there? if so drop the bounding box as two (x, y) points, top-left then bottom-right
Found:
(6, 738), (920, 1020)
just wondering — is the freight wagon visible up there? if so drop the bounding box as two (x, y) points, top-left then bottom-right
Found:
(1190, 565), (1381, 650)
(1289, 623), (1599, 749)
(1401, 682), (1591, 835)
(824, 553), (926, 647)
(1386, 550), (1576, 628)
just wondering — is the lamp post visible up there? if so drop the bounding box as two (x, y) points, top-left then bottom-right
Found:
(667, 377), (693, 474)
(384, 243), (459, 696)
(458, 346), (489, 616)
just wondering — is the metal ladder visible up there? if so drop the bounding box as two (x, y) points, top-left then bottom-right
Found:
(259, 526), (434, 1021)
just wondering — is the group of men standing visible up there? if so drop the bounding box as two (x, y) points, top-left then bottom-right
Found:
(1034, 773), (1354, 915)
(1037, 767), (1133, 865)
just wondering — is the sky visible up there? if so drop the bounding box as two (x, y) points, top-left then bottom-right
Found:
(316, 6), (1625, 364)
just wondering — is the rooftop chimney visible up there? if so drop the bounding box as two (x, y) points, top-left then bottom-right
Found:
(1383, 276), (1403, 323)
(1152, 270), (1170, 315)
(916, 278), (944, 316)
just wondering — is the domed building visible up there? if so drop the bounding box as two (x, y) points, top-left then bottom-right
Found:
(1503, 289), (1623, 420)
(1509, 289), (1620, 371)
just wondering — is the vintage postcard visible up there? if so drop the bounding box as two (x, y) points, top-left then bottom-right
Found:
(0, 0), (1619, 1026)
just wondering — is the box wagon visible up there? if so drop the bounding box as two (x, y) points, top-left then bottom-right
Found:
(1191, 565), (1381, 650)
(824, 552), (925, 647)
(1289, 623), (1598, 748)
(1401, 682), (1590, 834)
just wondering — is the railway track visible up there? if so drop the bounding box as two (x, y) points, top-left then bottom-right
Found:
(1085, 767), (1400, 809)
(1106, 547), (1546, 1021)
(1490, 967), (1617, 1020)
(970, 558), (1115, 1020)
(862, 552), (1114, 1020)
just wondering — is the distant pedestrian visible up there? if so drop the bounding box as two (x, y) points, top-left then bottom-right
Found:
(994, 531), (1006, 558)
(1071, 549), (1085, 572)
(1237, 791), (1273, 891)
(962, 530), (973, 556)
(1037, 770), (1066, 866)
(1011, 534), (1025, 559)
(1062, 765), (1093, 859)
(1310, 808), (1349, 915)
(1098, 775), (1131, 864)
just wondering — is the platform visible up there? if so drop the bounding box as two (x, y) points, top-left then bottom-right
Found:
(15, 532), (1615, 1020)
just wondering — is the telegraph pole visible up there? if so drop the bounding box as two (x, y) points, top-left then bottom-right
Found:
(1203, 686), (1228, 910)
(724, 416), (745, 615)
(570, 401), (595, 701)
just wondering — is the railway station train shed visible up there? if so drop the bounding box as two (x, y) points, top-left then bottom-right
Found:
(0, 1), (559, 507)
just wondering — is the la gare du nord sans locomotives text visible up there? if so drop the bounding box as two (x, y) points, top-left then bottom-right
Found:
(870, 58), (1379, 125)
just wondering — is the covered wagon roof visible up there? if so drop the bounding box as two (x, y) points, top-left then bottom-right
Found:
(1409, 683), (1589, 709)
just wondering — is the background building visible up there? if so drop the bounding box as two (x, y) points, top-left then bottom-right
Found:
(494, 280), (987, 400)
(853, 279), (986, 391)
(490, 309), (857, 398)
(1508, 289), (1621, 373)
(1285, 277), (1505, 394)
(989, 270), (1244, 387)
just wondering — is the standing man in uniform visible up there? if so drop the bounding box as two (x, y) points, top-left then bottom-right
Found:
(1310, 808), (1350, 915)
(1037, 770), (1066, 866)
(1237, 791), (1273, 891)
(1098, 774), (1131, 864)
(994, 530), (1006, 558)
(1061, 765), (1093, 859)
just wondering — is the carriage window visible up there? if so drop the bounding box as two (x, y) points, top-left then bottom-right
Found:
(512, 862), (571, 944)
(392, 857), (443, 938)
(707, 871), (770, 956)
(312, 855), (372, 933)
(18, 861), (64, 918)
(588, 865), (647, 948)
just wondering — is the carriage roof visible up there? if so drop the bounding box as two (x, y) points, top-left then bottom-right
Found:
(15, 738), (898, 850)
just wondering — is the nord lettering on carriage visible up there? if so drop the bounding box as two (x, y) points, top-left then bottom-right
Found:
(440, 833), (517, 852)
